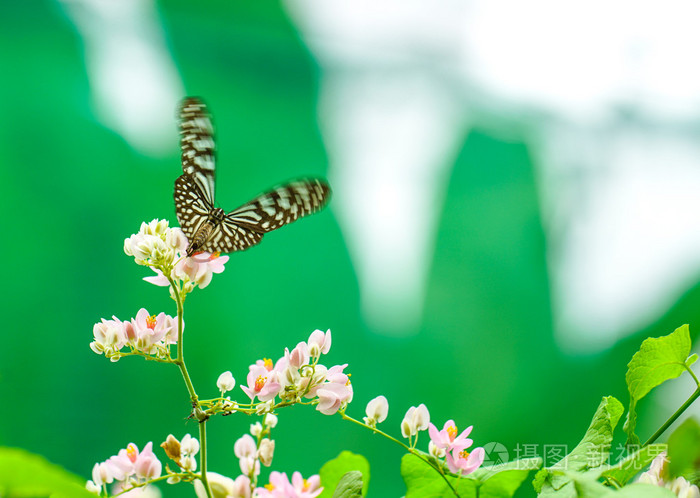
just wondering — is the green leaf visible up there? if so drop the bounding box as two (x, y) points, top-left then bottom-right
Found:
(319, 451), (370, 498)
(475, 458), (543, 498)
(0, 446), (96, 498)
(624, 324), (694, 446)
(401, 453), (541, 498)
(331, 471), (363, 498)
(571, 476), (676, 498)
(667, 417), (700, 479)
(533, 396), (624, 494)
(597, 444), (667, 486)
(609, 483), (676, 497)
(536, 471), (676, 497)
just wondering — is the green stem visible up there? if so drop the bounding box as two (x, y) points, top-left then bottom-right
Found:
(340, 413), (460, 497)
(199, 420), (211, 496)
(644, 385), (700, 446)
(166, 275), (212, 498)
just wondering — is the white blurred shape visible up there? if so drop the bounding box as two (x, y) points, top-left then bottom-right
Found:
(288, 0), (700, 348)
(321, 74), (462, 334)
(286, 0), (467, 334)
(537, 129), (700, 351)
(59, 0), (183, 156)
(460, 0), (700, 121)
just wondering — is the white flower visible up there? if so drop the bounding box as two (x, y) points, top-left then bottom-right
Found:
(194, 472), (235, 498)
(264, 413), (278, 429)
(429, 440), (446, 458)
(250, 422), (263, 437)
(181, 434), (200, 457)
(90, 317), (128, 359)
(401, 404), (430, 438)
(363, 395), (389, 427)
(255, 400), (275, 415)
(91, 461), (114, 486)
(636, 451), (700, 497)
(181, 455), (197, 472)
(217, 371), (236, 394)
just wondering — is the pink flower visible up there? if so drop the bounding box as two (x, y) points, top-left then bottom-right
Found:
(241, 363), (281, 402)
(142, 268), (170, 287)
(446, 446), (485, 475)
(290, 471), (322, 498)
(130, 308), (175, 352)
(287, 342), (310, 369)
(232, 475), (252, 498)
(316, 365), (353, 415)
(255, 471), (322, 498)
(307, 329), (331, 357)
(428, 420), (473, 454)
(133, 442), (162, 480)
(174, 251), (229, 289)
(109, 442), (162, 480)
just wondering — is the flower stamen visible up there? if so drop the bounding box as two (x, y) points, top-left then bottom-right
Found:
(255, 375), (268, 391)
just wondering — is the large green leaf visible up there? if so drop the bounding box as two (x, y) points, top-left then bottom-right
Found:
(597, 444), (666, 486)
(401, 453), (541, 498)
(533, 396), (624, 494)
(0, 447), (96, 497)
(667, 417), (700, 479)
(624, 325), (697, 446)
(319, 451), (370, 498)
(331, 471), (363, 498)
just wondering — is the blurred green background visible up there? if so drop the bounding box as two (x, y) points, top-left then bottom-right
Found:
(2, 1), (700, 496)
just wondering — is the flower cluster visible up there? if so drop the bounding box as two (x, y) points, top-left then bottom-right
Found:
(638, 451), (700, 497)
(190, 414), (321, 498)
(237, 329), (353, 416)
(90, 308), (178, 361)
(364, 397), (485, 477)
(124, 219), (229, 293)
(86, 442), (162, 495)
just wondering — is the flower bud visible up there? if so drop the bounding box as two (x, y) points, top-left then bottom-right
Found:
(258, 438), (275, 467)
(160, 434), (181, 464)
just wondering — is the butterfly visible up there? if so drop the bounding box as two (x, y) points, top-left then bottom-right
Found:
(174, 97), (331, 257)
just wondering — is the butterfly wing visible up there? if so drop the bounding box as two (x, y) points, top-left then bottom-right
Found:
(200, 221), (264, 254)
(179, 97), (216, 206)
(225, 179), (331, 232)
(174, 174), (214, 243)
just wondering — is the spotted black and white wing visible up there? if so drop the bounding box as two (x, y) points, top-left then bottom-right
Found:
(199, 219), (265, 254)
(228, 180), (331, 229)
(179, 98), (216, 206)
(173, 174), (214, 243)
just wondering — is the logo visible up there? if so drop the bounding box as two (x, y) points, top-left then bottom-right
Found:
(482, 442), (509, 466)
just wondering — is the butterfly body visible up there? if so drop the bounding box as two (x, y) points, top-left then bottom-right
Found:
(174, 97), (331, 255)
(186, 207), (226, 256)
